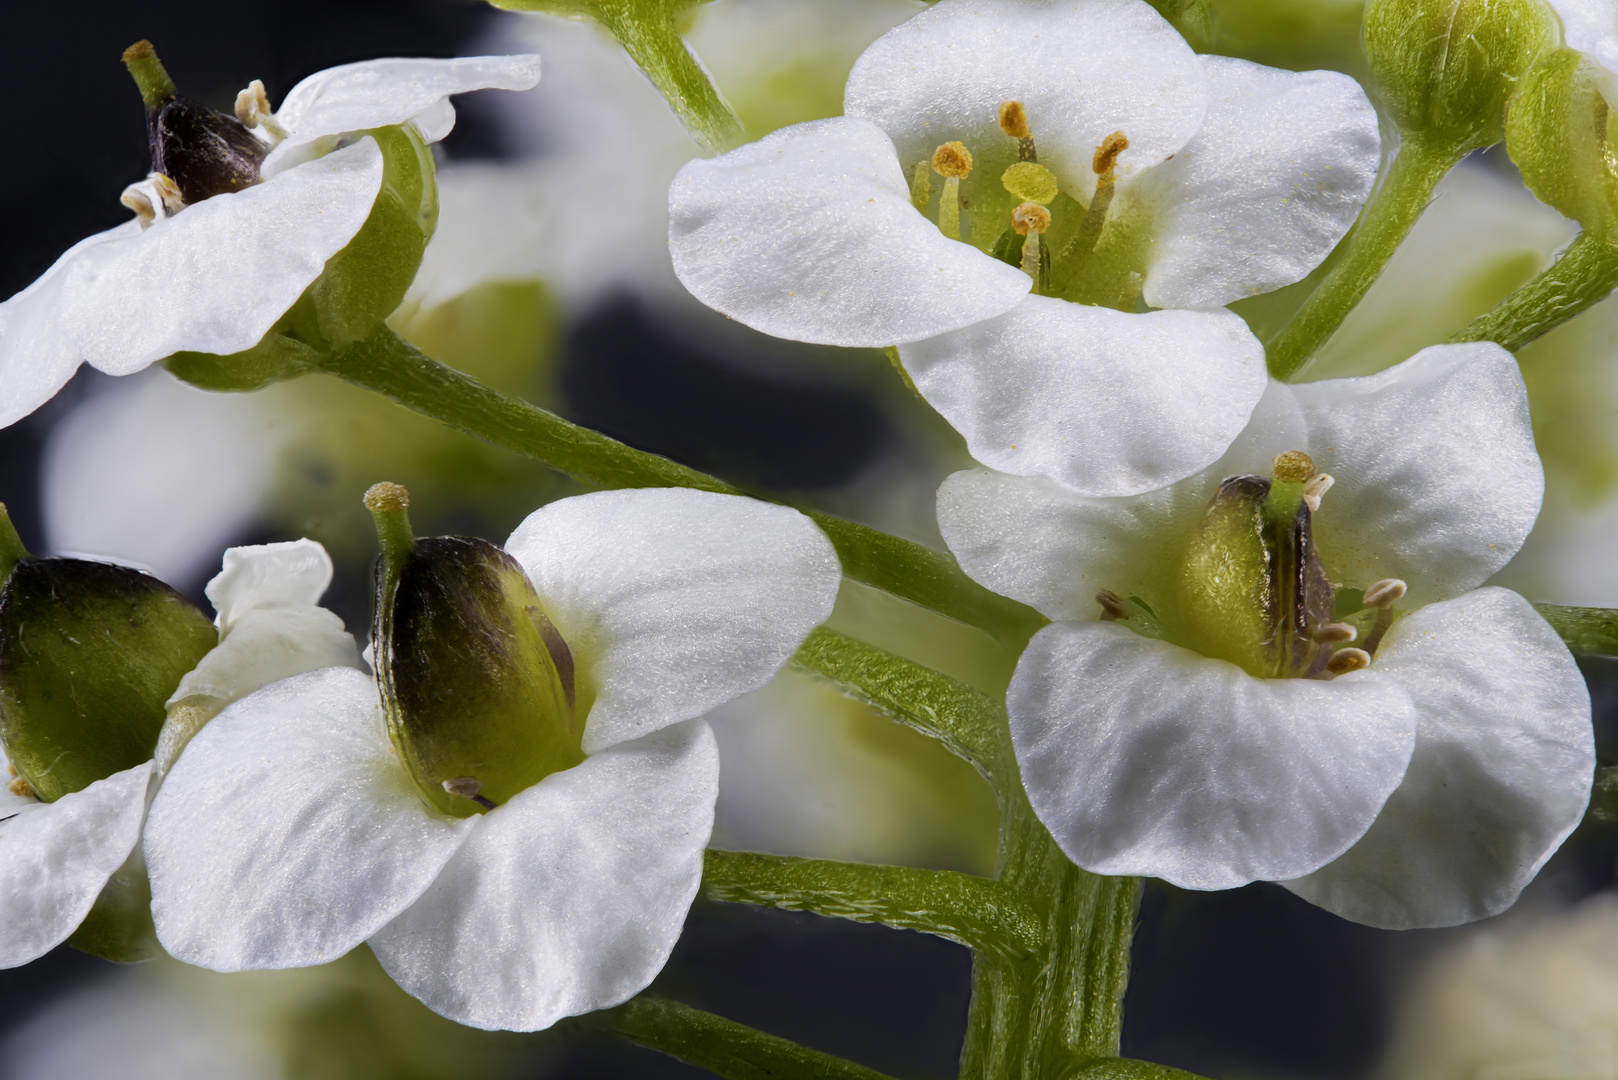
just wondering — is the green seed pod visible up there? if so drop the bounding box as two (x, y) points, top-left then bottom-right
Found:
(166, 123), (439, 390)
(0, 559), (218, 803)
(1507, 48), (1618, 239)
(1177, 471), (1336, 679)
(368, 487), (579, 818)
(1364, 0), (1557, 149)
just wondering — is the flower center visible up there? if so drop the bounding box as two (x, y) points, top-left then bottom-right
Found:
(1098, 452), (1408, 681)
(904, 100), (1139, 304)
(120, 41), (269, 221)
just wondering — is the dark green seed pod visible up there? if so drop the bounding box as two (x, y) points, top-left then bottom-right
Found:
(372, 522), (580, 818)
(0, 559), (218, 802)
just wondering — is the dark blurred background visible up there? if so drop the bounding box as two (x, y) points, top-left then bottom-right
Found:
(4, 2), (1617, 1078)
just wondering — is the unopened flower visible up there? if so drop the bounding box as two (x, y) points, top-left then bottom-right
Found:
(0, 46), (540, 429)
(939, 344), (1593, 928)
(0, 538), (356, 966)
(667, 0), (1377, 495)
(145, 488), (842, 1031)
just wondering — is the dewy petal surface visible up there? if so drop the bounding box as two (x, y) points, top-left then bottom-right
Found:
(902, 297), (1266, 496)
(1010, 622), (1417, 889)
(0, 761), (150, 968)
(844, 0), (1207, 196)
(1284, 589), (1593, 928)
(668, 117), (1030, 347)
(263, 55), (542, 173)
(371, 720), (718, 1031)
(146, 668), (472, 971)
(1135, 57), (1381, 309)
(0, 139), (382, 431)
(505, 489), (840, 754)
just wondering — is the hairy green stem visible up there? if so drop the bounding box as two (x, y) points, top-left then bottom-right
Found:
(703, 849), (1044, 960)
(610, 997), (897, 1080)
(1266, 133), (1465, 381)
(488, 0), (743, 153)
(321, 328), (1043, 645)
(960, 786), (1142, 1080)
(1536, 603), (1618, 656)
(1447, 231), (1618, 351)
(792, 627), (1015, 788)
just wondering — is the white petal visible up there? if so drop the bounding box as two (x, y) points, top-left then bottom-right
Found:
(1136, 57), (1381, 309)
(902, 297), (1266, 495)
(204, 539), (337, 633)
(1280, 343), (1543, 604)
(504, 490), (841, 754)
(146, 668), (471, 971)
(937, 468), (1207, 621)
(844, 0), (1207, 197)
(668, 116), (1030, 347)
(1283, 589), (1593, 928)
(1009, 622), (1417, 889)
(371, 720), (718, 1031)
(0, 138), (382, 425)
(167, 607), (359, 708)
(263, 55), (542, 174)
(0, 763), (150, 968)
(1549, 0), (1618, 100)
(0, 224), (136, 429)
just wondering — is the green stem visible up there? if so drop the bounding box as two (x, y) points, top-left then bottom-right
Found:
(610, 997), (897, 1080)
(1535, 602), (1618, 656)
(1266, 132), (1466, 381)
(960, 784), (1142, 1079)
(1447, 231), (1618, 351)
(703, 849), (1044, 961)
(321, 328), (1043, 646)
(792, 627), (1016, 788)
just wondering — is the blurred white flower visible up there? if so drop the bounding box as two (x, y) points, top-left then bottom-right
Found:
(145, 489), (842, 1031)
(939, 344), (1593, 928)
(0, 55), (540, 429)
(0, 540), (356, 968)
(1377, 894), (1618, 1080)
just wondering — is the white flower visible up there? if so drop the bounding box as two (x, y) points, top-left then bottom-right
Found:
(939, 343), (1594, 928)
(1376, 894), (1618, 1080)
(667, 0), (1378, 495)
(144, 489), (843, 1031)
(0, 540), (356, 967)
(0, 54), (541, 430)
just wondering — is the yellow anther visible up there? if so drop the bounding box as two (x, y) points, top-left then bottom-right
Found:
(1093, 130), (1130, 175)
(998, 100), (1030, 139)
(1312, 622), (1358, 644)
(1272, 451), (1316, 484)
(8, 776), (35, 799)
(1326, 648), (1372, 675)
(1002, 162), (1058, 205)
(1012, 202), (1052, 236)
(1363, 579), (1408, 608)
(931, 141), (974, 179)
(1303, 472), (1335, 512)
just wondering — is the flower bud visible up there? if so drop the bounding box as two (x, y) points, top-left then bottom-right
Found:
(1506, 48), (1618, 238)
(1364, 0), (1556, 148)
(369, 492), (579, 818)
(0, 546), (217, 803)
